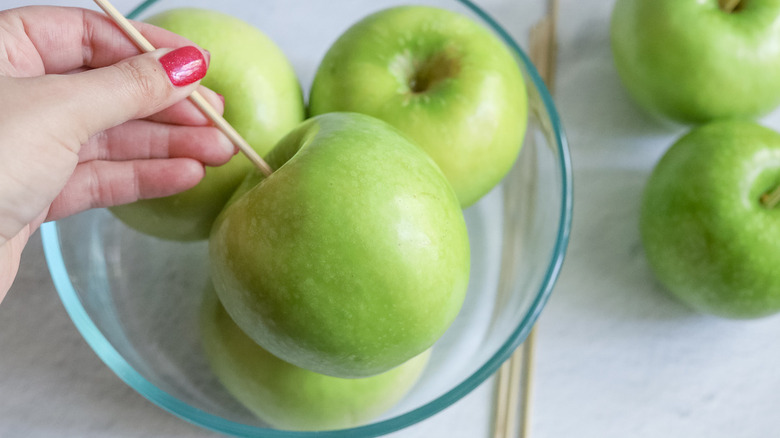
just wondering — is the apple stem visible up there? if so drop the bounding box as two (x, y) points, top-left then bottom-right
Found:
(761, 185), (780, 209)
(718, 0), (742, 12)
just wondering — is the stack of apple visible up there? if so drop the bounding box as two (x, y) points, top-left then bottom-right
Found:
(110, 6), (528, 430)
(611, 0), (780, 318)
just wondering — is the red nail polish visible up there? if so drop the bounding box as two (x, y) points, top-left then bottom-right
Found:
(159, 46), (207, 86)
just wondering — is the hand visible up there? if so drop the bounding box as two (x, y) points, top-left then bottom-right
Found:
(0, 6), (236, 300)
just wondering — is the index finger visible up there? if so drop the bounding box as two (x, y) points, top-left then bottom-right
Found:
(5, 6), (200, 75)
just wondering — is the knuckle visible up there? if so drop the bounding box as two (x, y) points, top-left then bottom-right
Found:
(86, 164), (137, 209)
(86, 165), (111, 208)
(114, 57), (169, 107)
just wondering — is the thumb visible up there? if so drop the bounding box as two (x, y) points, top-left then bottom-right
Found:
(50, 46), (209, 141)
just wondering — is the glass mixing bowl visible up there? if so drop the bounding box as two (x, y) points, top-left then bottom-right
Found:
(41, 0), (572, 436)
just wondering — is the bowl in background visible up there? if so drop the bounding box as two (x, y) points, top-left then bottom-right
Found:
(41, 0), (572, 436)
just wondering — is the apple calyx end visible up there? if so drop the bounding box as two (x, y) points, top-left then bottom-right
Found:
(718, 0), (744, 13)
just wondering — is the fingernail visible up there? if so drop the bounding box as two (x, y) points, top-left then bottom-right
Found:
(217, 93), (225, 105)
(159, 46), (207, 86)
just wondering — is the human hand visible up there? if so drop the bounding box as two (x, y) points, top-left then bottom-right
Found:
(0, 6), (236, 300)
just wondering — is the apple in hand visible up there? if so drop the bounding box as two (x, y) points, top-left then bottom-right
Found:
(309, 6), (528, 208)
(110, 8), (305, 240)
(611, 0), (780, 124)
(200, 285), (430, 431)
(209, 112), (470, 378)
(640, 119), (780, 318)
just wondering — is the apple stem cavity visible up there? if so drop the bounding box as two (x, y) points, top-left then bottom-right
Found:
(761, 185), (780, 209)
(718, 0), (744, 13)
(408, 50), (461, 94)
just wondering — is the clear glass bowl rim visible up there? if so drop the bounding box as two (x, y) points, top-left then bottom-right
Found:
(40, 1), (573, 436)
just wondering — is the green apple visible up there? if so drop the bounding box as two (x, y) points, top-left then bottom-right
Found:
(611, 0), (780, 124)
(640, 119), (780, 318)
(209, 112), (470, 378)
(200, 284), (430, 431)
(309, 6), (528, 208)
(110, 8), (305, 240)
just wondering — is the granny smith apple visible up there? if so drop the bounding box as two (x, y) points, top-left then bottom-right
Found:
(640, 119), (780, 318)
(110, 8), (305, 240)
(611, 0), (780, 124)
(200, 284), (430, 431)
(309, 6), (528, 208)
(209, 112), (470, 378)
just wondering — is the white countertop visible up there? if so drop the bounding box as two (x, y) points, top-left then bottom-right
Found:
(5, 0), (780, 437)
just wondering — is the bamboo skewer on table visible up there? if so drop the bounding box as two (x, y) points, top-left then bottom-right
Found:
(493, 1), (558, 437)
(92, 0), (274, 177)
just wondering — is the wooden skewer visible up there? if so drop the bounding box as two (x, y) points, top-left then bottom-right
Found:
(518, 328), (538, 438)
(493, 361), (511, 438)
(92, 0), (273, 177)
(493, 344), (524, 438)
(493, 1), (558, 438)
(520, 1), (558, 436)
